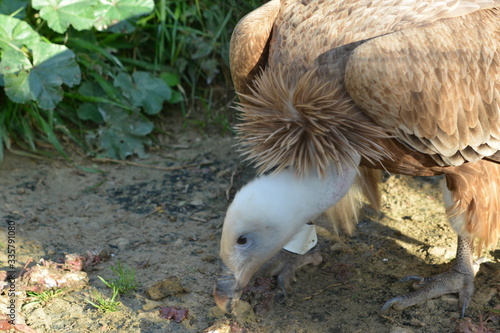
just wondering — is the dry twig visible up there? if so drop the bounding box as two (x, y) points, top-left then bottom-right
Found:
(92, 158), (212, 171)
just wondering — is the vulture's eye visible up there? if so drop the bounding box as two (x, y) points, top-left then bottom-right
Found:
(236, 236), (247, 245)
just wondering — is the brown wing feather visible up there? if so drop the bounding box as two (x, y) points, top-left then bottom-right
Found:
(345, 8), (500, 167)
(267, 0), (499, 76)
(233, 0), (500, 175)
(229, 0), (280, 95)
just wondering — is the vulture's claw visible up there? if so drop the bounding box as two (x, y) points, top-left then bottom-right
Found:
(382, 236), (485, 318)
(258, 247), (323, 297)
(273, 248), (323, 297)
(381, 269), (474, 318)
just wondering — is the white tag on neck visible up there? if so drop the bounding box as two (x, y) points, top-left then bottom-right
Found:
(283, 223), (317, 255)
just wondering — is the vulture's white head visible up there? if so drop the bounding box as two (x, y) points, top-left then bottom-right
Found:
(214, 154), (361, 312)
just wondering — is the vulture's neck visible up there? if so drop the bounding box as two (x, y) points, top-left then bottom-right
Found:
(285, 158), (361, 222)
(240, 153), (361, 241)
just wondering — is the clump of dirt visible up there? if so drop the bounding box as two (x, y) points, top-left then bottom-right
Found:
(1, 123), (499, 332)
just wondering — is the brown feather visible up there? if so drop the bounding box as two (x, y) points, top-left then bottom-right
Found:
(236, 65), (392, 175)
(444, 161), (500, 253)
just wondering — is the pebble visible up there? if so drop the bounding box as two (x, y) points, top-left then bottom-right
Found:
(427, 246), (453, 260)
(108, 238), (131, 250)
(202, 255), (216, 263)
(145, 276), (187, 300)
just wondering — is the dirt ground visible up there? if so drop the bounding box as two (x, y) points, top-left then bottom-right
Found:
(1, 120), (500, 333)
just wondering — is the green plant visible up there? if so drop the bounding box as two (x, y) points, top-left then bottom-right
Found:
(0, 0), (178, 160)
(26, 288), (64, 304)
(86, 289), (120, 313)
(86, 263), (136, 312)
(0, 0), (263, 160)
(100, 262), (138, 294)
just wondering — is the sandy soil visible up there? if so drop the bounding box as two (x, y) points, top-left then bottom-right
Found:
(1, 121), (500, 333)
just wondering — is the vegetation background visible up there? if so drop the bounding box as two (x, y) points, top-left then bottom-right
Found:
(0, 0), (262, 162)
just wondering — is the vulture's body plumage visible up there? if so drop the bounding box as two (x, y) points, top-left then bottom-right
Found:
(215, 0), (500, 316)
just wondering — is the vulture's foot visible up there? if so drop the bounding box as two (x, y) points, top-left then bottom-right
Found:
(382, 236), (483, 317)
(247, 247), (323, 316)
(214, 246), (322, 313)
(256, 246), (323, 297)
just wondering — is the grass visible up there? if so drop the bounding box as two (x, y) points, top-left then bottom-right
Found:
(101, 262), (138, 295)
(26, 289), (64, 305)
(86, 289), (121, 313)
(86, 262), (138, 313)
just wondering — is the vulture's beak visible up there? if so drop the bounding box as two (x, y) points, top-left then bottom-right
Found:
(213, 264), (241, 312)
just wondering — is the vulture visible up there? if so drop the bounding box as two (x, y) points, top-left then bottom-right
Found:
(214, 0), (500, 318)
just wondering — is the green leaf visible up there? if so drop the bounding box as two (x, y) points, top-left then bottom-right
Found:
(0, 14), (40, 50)
(0, 14), (81, 109)
(3, 70), (33, 103)
(29, 44), (81, 109)
(77, 103), (104, 123)
(168, 90), (183, 104)
(88, 105), (153, 159)
(32, 0), (96, 34)
(93, 0), (154, 31)
(114, 71), (170, 115)
(31, 0), (154, 34)
(160, 72), (180, 87)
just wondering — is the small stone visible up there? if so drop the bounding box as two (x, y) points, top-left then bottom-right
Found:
(145, 277), (187, 300)
(108, 238), (130, 250)
(202, 255), (216, 263)
(233, 300), (256, 325)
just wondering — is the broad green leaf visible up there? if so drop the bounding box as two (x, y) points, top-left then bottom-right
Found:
(1, 48), (32, 75)
(3, 70), (34, 103)
(32, 0), (96, 34)
(93, 0), (154, 31)
(0, 14), (40, 50)
(15, 45), (80, 109)
(88, 105), (153, 159)
(160, 72), (180, 87)
(0, 0), (28, 18)
(98, 129), (150, 159)
(114, 71), (170, 115)
(78, 80), (106, 98)
(0, 15), (81, 109)
(77, 103), (104, 123)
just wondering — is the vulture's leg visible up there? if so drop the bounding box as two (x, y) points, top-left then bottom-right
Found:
(254, 246), (323, 296)
(382, 236), (480, 318)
